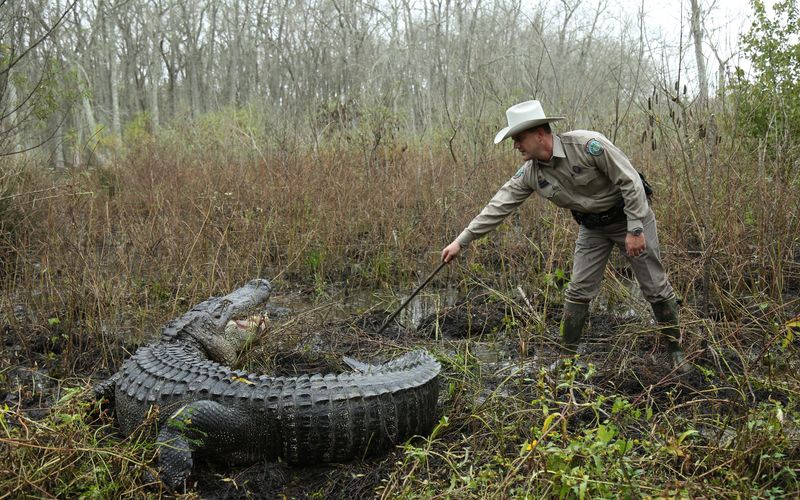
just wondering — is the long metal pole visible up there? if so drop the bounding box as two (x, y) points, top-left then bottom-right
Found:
(375, 260), (447, 335)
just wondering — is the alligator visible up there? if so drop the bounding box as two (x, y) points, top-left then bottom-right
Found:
(96, 279), (441, 489)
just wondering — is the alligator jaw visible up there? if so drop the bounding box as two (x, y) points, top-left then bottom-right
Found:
(209, 279), (274, 328)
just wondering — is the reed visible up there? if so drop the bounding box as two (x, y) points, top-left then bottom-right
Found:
(0, 109), (798, 497)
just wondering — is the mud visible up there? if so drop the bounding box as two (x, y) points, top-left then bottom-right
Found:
(2, 321), (96, 415)
(1, 286), (795, 499)
(189, 455), (396, 499)
(416, 291), (512, 339)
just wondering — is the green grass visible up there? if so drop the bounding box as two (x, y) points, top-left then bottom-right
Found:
(0, 387), (163, 498)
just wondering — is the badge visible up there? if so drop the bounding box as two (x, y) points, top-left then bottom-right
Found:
(512, 167), (525, 179)
(572, 165), (582, 174)
(538, 177), (549, 188)
(585, 139), (604, 156)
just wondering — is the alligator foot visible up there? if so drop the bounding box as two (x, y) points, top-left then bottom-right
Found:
(156, 400), (252, 490)
(90, 372), (120, 417)
(156, 409), (196, 490)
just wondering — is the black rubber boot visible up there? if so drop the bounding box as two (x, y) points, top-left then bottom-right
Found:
(650, 297), (691, 374)
(560, 300), (590, 355)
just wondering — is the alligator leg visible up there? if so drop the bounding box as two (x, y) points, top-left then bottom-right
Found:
(155, 400), (254, 490)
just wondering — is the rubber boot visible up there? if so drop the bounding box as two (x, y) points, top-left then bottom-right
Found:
(560, 300), (590, 355)
(650, 297), (691, 374)
(548, 301), (590, 373)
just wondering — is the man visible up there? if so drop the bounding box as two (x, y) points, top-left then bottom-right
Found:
(440, 100), (689, 372)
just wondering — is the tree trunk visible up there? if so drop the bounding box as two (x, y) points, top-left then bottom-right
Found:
(53, 115), (65, 169)
(4, 78), (23, 154)
(148, 3), (161, 132)
(105, 4), (122, 145)
(689, 0), (708, 108)
(75, 61), (106, 165)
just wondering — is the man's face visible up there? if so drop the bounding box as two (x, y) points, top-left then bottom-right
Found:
(512, 128), (551, 162)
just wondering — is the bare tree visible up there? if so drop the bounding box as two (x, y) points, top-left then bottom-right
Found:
(0, 0), (78, 158)
(2, 0), (733, 167)
(689, 0), (708, 108)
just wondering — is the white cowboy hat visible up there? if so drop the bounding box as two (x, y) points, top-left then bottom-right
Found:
(494, 100), (565, 144)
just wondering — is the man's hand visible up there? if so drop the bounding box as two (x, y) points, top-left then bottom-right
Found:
(441, 241), (462, 263)
(625, 233), (646, 257)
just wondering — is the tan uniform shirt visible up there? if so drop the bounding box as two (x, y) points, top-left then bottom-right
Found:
(456, 130), (649, 246)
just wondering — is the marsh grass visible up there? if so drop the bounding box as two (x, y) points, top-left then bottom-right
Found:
(0, 386), (163, 498)
(0, 115), (799, 497)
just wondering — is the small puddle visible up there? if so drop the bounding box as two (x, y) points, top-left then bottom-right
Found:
(471, 342), (501, 363)
(594, 277), (649, 320)
(397, 287), (461, 329)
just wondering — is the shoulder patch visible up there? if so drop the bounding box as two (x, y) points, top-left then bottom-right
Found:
(585, 139), (604, 156)
(512, 166), (525, 179)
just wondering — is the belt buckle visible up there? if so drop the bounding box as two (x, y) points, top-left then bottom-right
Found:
(599, 215), (611, 224)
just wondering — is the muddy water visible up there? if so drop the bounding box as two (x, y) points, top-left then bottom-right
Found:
(266, 285), (462, 331)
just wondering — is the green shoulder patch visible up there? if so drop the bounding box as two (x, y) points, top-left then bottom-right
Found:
(512, 166), (525, 179)
(585, 139), (604, 156)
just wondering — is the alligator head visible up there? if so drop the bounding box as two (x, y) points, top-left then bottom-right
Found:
(160, 278), (273, 365)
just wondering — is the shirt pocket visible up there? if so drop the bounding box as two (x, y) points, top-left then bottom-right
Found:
(569, 165), (601, 186)
(537, 182), (568, 206)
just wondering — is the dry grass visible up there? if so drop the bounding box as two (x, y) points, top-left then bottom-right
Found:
(0, 113), (799, 497)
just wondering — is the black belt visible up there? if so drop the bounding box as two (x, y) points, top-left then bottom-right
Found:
(571, 199), (626, 229)
(569, 172), (653, 229)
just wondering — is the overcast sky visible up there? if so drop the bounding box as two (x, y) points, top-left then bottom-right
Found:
(606, 0), (764, 88)
(640, 0), (756, 56)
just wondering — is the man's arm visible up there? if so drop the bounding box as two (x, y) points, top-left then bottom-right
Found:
(441, 168), (534, 262)
(590, 136), (649, 234)
(588, 136), (648, 257)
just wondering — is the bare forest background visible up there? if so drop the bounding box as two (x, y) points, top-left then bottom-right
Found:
(3, 0), (784, 166)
